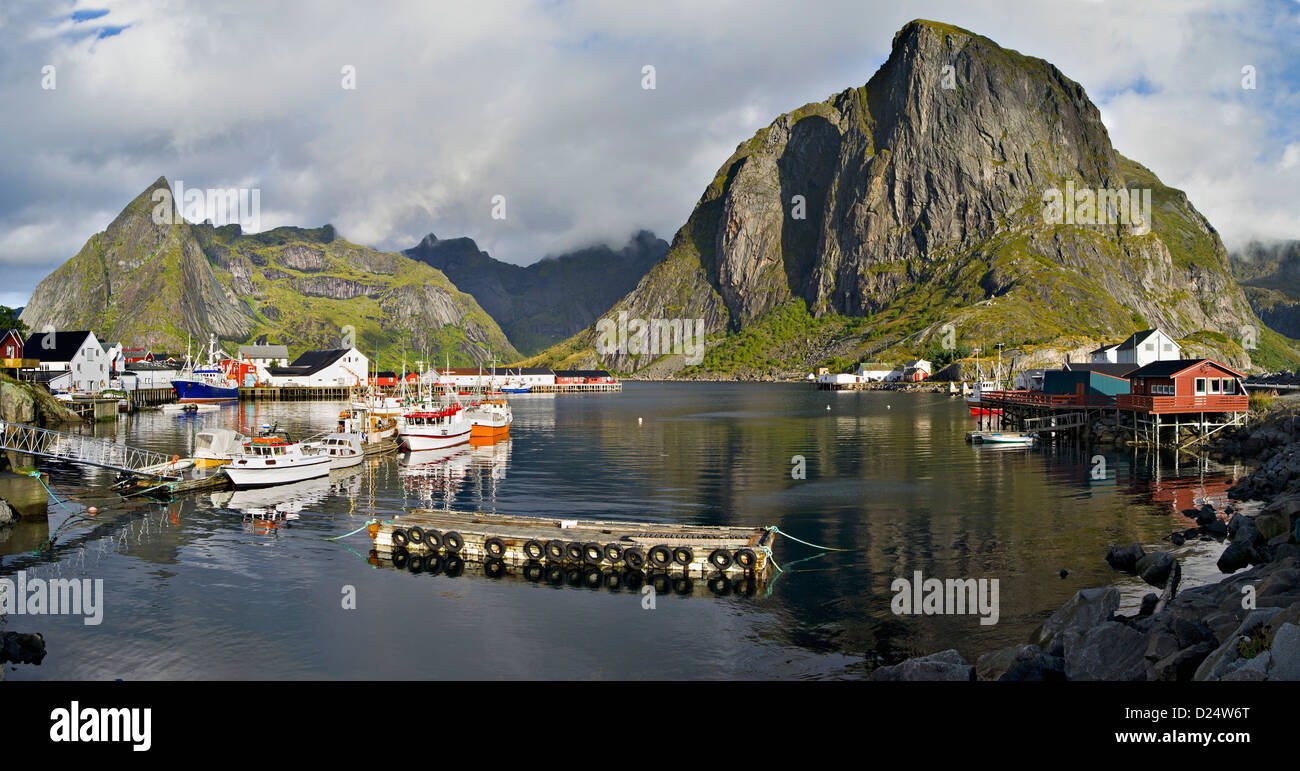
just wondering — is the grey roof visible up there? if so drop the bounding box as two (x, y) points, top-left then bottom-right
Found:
(1063, 362), (1140, 377)
(1117, 329), (1160, 351)
(239, 344), (290, 359)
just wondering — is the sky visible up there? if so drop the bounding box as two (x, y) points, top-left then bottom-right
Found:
(0, 0), (1297, 309)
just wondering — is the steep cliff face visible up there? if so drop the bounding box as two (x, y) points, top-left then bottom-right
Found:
(1232, 240), (1300, 340)
(535, 19), (1277, 375)
(20, 178), (517, 366)
(406, 231), (668, 355)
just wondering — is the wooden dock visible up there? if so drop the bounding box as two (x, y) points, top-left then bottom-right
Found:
(370, 509), (776, 579)
(369, 547), (766, 597)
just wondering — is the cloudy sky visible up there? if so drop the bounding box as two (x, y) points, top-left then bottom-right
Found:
(0, 0), (1297, 308)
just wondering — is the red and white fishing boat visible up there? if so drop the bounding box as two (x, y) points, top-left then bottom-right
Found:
(966, 345), (1005, 416)
(398, 403), (472, 451)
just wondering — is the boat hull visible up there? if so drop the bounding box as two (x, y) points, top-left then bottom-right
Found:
(224, 457), (331, 488)
(470, 423), (510, 439)
(329, 452), (365, 470)
(173, 379), (239, 403)
(400, 428), (472, 451)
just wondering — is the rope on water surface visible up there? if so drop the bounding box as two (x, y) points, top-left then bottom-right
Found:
(322, 519), (379, 541)
(765, 525), (854, 552)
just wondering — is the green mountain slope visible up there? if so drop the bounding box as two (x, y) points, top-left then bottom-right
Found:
(19, 178), (518, 367)
(529, 19), (1293, 378)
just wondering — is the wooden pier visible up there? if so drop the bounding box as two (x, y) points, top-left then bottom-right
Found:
(239, 386), (354, 401)
(974, 390), (1247, 450)
(370, 509), (776, 579)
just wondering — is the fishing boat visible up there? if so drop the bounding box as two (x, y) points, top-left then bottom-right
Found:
(223, 436), (332, 488)
(172, 334), (241, 403)
(500, 378), (531, 394)
(464, 398), (512, 440)
(966, 344), (1005, 416)
(398, 404), (472, 451)
(313, 433), (365, 469)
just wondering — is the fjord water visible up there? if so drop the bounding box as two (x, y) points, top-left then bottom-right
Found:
(2, 383), (1239, 680)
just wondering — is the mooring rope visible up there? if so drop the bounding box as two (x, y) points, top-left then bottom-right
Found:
(322, 519), (379, 541)
(765, 525), (854, 552)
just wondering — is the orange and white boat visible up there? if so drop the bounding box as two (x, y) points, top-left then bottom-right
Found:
(465, 398), (512, 440)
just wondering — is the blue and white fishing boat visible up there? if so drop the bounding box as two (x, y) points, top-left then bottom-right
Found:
(172, 334), (240, 403)
(500, 378), (531, 394)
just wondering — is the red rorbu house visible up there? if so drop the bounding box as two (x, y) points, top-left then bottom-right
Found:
(369, 371), (398, 387)
(1, 329), (23, 360)
(121, 348), (153, 363)
(1117, 359), (1248, 414)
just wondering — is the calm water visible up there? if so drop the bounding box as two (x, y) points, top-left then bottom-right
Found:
(1, 383), (1243, 680)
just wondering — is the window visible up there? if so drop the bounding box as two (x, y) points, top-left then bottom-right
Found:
(1210, 379), (1220, 394)
(1223, 379), (1235, 394)
(1195, 378), (1206, 395)
(1145, 343), (1155, 351)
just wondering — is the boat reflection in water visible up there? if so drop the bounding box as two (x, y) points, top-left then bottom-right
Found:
(210, 476), (332, 531)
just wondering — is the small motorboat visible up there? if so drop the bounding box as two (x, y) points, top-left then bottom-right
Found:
(965, 431), (1037, 445)
(192, 428), (248, 468)
(223, 436), (331, 488)
(312, 433), (365, 470)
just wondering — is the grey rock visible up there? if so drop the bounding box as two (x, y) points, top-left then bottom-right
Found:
(1217, 541), (1257, 574)
(0, 497), (15, 526)
(1267, 622), (1300, 680)
(1195, 607), (1283, 681)
(1105, 543), (1145, 573)
(1136, 551), (1176, 588)
(0, 631), (45, 665)
(975, 644), (1064, 681)
(870, 649), (974, 681)
(1152, 641), (1216, 681)
(1035, 586), (1120, 656)
(1064, 621), (1147, 681)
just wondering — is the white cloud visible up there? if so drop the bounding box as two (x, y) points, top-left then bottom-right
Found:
(0, 0), (1296, 306)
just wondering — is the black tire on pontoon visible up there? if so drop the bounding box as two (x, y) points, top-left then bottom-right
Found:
(708, 548), (733, 570)
(484, 536), (507, 558)
(672, 546), (694, 566)
(524, 539), (545, 560)
(407, 526), (425, 545)
(443, 531), (464, 554)
(648, 545), (673, 568)
(391, 528), (409, 548)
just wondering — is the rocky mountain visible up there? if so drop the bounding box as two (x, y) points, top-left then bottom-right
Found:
(1231, 240), (1300, 341)
(405, 231), (667, 355)
(532, 19), (1293, 377)
(19, 178), (517, 367)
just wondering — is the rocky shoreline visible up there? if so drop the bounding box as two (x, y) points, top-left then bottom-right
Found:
(872, 407), (1300, 681)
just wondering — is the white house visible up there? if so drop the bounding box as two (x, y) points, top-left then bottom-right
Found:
(1091, 329), (1181, 367)
(266, 347), (369, 387)
(855, 362), (894, 381)
(1116, 329), (1181, 367)
(22, 330), (109, 393)
(500, 367), (556, 388)
(238, 344), (290, 367)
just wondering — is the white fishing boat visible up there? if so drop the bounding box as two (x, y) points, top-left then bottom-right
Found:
(313, 433), (365, 469)
(966, 344), (1006, 416)
(398, 404), (472, 451)
(223, 436), (332, 488)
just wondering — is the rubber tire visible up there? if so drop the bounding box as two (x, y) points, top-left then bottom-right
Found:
(604, 543), (624, 564)
(624, 547), (647, 570)
(484, 536), (506, 558)
(443, 531), (464, 554)
(423, 554), (444, 575)
(583, 542), (604, 565)
(407, 526), (425, 546)
(648, 545), (673, 568)
(523, 562), (544, 582)
(524, 539), (545, 560)
(565, 542), (584, 562)
(545, 540), (566, 561)
(583, 568), (603, 589)
(623, 569), (645, 592)
(672, 546), (694, 566)
(733, 548), (757, 570)
(484, 559), (506, 579)
(444, 556), (465, 578)
(708, 548), (733, 570)
(391, 549), (408, 569)
(423, 529), (442, 551)
(407, 555), (425, 573)
(391, 528), (410, 548)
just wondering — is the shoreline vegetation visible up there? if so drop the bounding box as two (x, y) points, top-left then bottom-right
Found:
(873, 401), (1300, 681)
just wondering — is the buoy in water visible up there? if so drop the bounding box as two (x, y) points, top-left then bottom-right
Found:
(87, 506), (98, 516)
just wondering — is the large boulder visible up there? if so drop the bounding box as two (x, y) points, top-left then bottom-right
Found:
(1217, 541), (1259, 574)
(1035, 586), (1120, 656)
(975, 644), (1065, 681)
(0, 631), (45, 665)
(0, 497), (16, 526)
(1063, 621), (1147, 681)
(1195, 607), (1283, 681)
(1136, 551), (1176, 589)
(869, 649), (974, 681)
(1105, 543), (1145, 573)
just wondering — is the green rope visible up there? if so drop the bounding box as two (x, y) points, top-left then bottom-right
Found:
(765, 525), (853, 552)
(322, 519), (378, 541)
(27, 470), (65, 505)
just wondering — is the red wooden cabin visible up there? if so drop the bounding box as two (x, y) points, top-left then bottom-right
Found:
(1117, 359), (1247, 414)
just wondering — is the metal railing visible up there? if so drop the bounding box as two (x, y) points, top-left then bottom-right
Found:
(0, 420), (181, 479)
